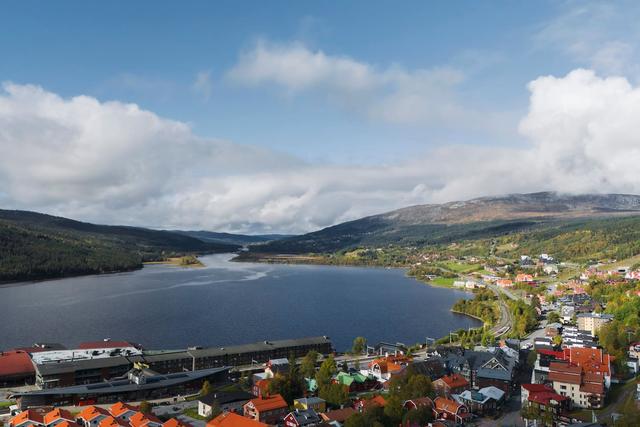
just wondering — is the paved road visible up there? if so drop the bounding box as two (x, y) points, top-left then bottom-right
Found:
(486, 284), (514, 337)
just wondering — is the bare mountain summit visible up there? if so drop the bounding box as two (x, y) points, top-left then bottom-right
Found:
(251, 192), (640, 254)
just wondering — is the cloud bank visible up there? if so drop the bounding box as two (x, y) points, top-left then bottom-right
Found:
(1, 68), (640, 233)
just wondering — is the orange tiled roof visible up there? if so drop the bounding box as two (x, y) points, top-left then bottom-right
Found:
(44, 409), (73, 425)
(109, 402), (138, 418)
(129, 412), (162, 427)
(434, 397), (463, 414)
(79, 406), (110, 422)
(99, 417), (129, 427)
(246, 394), (288, 412)
(437, 373), (468, 389)
(207, 413), (268, 427)
(566, 347), (611, 376)
(10, 410), (46, 427)
(56, 422), (81, 427)
(162, 419), (190, 427)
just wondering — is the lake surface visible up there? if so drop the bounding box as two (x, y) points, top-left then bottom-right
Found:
(0, 254), (480, 351)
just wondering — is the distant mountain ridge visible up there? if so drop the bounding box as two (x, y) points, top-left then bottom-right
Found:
(251, 192), (640, 254)
(174, 230), (293, 246)
(0, 209), (240, 282)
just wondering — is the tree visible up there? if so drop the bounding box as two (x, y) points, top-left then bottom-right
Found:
(552, 335), (563, 347)
(300, 350), (319, 379)
(403, 405), (433, 425)
(344, 413), (366, 427)
(547, 311), (561, 324)
(351, 336), (367, 354)
(200, 380), (213, 396)
(383, 395), (403, 426)
(318, 383), (349, 407)
(406, 374), (433, 399)
(340, 361), (349, 372)
(316, 356), (337, 387)
(139, 401), (152, 414)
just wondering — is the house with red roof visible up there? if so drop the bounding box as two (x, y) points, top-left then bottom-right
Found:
(354, 395), (387, 413)
(548, 361), (606, 408)
(78, 406), (111, 427)
(109, 403), (138, 423)
(433, 374), (469, 397)
(521, 384), (571, 424)
(161, 420), (190, 427)
(0, 350), (37, 387)
(98, 417), (129, 427)
(128, 412), (162, 427)
(432, 397), (471, 424)
(9, 409), (48, 427)
(207, 412), (267, 427)
(403, 397), (433, 412)
(367, 355), (411, 381)
(496, 279), (513, 288)
(44, 409), (75, 427)
(243, 394), (288, 425)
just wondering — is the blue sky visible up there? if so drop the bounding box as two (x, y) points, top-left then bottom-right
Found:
(1, 1), (568, 162)
(2, 1), (640, 232)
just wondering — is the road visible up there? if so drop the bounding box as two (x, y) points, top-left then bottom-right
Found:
(486, 284), (514, 337)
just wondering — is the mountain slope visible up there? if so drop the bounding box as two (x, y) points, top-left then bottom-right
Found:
(174, 230), (293, 246)
(252, 192), (640, 254)
(0, 210), (239, 282)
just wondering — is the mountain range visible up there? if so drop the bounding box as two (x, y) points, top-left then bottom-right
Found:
(249, 192), (640, 254)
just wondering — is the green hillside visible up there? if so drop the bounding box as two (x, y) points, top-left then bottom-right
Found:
(0, 210), (239, 282)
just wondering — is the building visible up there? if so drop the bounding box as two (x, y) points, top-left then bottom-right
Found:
(367, 355), (410, 381)
(293, 397), (326, 413)
(516, 274), (534, 283)
(283, 410), (321, 427)
(334, 372), (376, 392)
(264, 359), (289, 378)
(207, 413), (267, 427)
(403, 397), (433, 412)
(548, 362), (605, 408)
(433, 374), (468, 397)
(432, 397), (471, 424)
(12, 367), (230, 410)
(198, 392), (253, 417)
(243, 394), (288, 425)
(13, 403), (183, 427)
(576, 313), (614, 336)
(456, 386), (504, 416)
(29, 337), (332, 390)
(319, 408), (356, 425)
(78, 407), (111, 427)
(521, 384), (571, 424)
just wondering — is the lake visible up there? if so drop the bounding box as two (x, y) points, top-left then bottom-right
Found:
(0, 254), (481, 351)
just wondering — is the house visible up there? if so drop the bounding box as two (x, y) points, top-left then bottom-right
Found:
(367, 356), (410, 381)
(199, 392), (253, 417)
(433, 374), (468, 397)
(98, 417), (129, 427)
(207, 412), (267, 427)
(496, 279), (513, 288)
(354, 395), (386, 412)
(293, 397), (326, 413)
(265, 359), (290, 378)
(432, 397), (471, 425)
(410, 358), (446, 381)
(128, 412), (162, 427)
(521, 384), (571, 423)
(252, 378), (272, 398)
(283, 410), (321, 427)
(334, 372), (376, 392)
(319, 407), (356, 426)
(44, 409), (75, 427)
(162, 420), (190, 427)
(403, 397), (434, 411)
(456, 386), (504, 416)
(78, 406), (111, 427)
(109, 403), (138, 423)
(516, 274), (534, 283)
(9, 409), (48, 427)
(244, 394), (288, 425)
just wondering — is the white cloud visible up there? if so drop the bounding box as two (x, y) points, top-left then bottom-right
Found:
(226, 40), (489, 128)
(192, 70), (213, 101)
(534, 1), (640, 76)
(3, 69), (640, 234)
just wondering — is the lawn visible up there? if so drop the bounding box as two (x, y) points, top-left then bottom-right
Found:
(182, 408), (207, 421)
(0, 401), (15, 409)
(430, 277), (456, 287)
(440, 262), (481, 274)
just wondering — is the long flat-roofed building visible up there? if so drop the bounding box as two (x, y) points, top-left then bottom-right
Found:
(30, 337), (333, 390)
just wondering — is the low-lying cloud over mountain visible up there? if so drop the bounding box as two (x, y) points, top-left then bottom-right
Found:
(1, 68), (640, 233)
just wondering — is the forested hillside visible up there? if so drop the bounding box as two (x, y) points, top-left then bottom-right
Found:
(0, 210), (239, 282)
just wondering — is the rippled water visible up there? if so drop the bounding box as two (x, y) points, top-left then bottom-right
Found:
(0, 254), (480, 351)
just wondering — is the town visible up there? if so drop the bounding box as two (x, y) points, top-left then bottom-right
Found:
(3, 250), (640, 427)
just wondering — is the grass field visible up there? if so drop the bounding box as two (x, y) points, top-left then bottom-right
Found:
(439, 262), (481, 274)
(182, 408), (206, 420)
(430, 277), (456, 287)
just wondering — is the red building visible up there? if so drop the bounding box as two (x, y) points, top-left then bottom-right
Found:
(244, 395), (288, 425)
